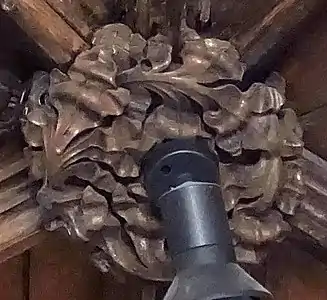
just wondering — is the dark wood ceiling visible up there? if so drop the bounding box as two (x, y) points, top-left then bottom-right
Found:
(1, 2), (327, 299)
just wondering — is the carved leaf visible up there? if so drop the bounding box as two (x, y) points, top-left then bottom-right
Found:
(22, 22), (304, 281)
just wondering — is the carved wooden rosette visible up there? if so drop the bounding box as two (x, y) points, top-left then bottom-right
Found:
(21, 23), (304, 281)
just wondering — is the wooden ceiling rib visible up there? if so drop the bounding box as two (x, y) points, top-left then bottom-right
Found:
(2, 0), (89, 65)
(233, 0), (326, 69)
(44, 0), (91, 38)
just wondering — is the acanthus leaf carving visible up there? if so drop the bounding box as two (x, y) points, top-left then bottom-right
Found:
(21, 22), (304, 282)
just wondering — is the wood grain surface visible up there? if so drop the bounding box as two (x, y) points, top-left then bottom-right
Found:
(266, 241), (327, 299)
(45, 0), (90, 38)
(0, 255), (24, 300)
(3, 0), (88, 64)
(233, 0), (327, 69)
(281, 9), (327, 115)
(300, 107), (327, 160)
(210, 0), (279, 40)
(0, 204), (41, 251)
(29, 235), (102, 300)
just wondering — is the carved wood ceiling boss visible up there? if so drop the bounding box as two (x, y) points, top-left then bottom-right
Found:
(21, 21), (303, 282)
(1, 0), (327, 299)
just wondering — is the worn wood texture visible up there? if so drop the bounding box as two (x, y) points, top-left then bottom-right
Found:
(266, 241), (327, 299)
(44, 0), (91, 38)
(0, 255), (25, 300)
(103, 274), (166, 300)
(281, 10), (327, 115)
(0, 10), (53, 77)
(2, 0), (88, 65)
(232, 0), (327, 69)
(0, 231), (46, 265)
(29, 235), (102, 300)
(300, 107), (327, 160)
(289, 150), (327, 248)
(43, 0), (110, 38)
(0, 137), (43, 263)
(0, 204), (41, 253)
(79, 0), (109, 23)
(210, 0), (279, 40)
(102, 275), (143, 300)
(3, 0), (326, 69)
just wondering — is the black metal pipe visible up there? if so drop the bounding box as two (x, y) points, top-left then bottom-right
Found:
(143, 138), (271, 300)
